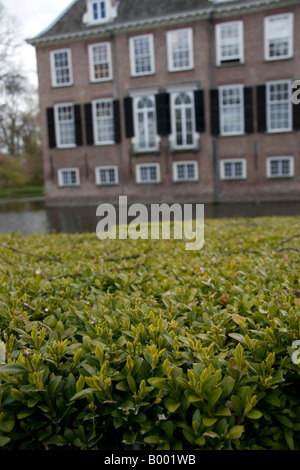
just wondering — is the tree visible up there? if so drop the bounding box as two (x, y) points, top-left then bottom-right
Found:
(0, 1), (43, 187)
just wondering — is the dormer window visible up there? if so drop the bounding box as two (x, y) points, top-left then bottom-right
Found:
(83, 0), (118, 25)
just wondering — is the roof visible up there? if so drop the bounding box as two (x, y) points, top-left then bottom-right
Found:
(27, 0), (297, 46)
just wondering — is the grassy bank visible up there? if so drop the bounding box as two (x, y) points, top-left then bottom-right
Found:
(0, 216), (300, 450)
(0, 186), (45, 200)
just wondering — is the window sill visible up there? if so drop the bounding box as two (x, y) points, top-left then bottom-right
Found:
(52, 83), (73, 89)
(131, 72), (156, 78)
(265, 130), (293, 134)
(169, 146), (199, 154)
(267, 176), (294, 179)
(135, 181), (161, 185)
(264, 56), (293, 63)
(173, 179), (199, 184)
(168, 67), (194, 73)
(216, 61), (244, 68)
(90, 78), (113, 84)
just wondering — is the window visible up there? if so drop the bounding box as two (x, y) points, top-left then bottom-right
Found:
(130, 35), (155, 76)
(266, 157), (294, 178)
(92, 99), (114, 145)
(133, 96), (158, 152)
(264, 13), (293, 60)
(95, 166), (118, 185)
(173, 161), (198, 182)
(267, 80), (292, 132)
(58, 168), (80, 187)
(171, 91), (196, 148)
(54, 104), (76, 148)
(167, 28), (194, 71)
(220, 159), (246, 180)
(216, 21), (243, 65)
(88, 43), (112, 82)
(219, 85), (244, 135)
(50, 49), (73, 87)
(136, 163), (160, 184)
(84, 0), (117, 25)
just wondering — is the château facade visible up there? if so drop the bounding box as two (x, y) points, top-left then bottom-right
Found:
(28, 0), (300, 206)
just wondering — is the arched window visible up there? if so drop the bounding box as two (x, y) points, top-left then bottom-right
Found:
(172, 92), (195, 148)
(135, 96), (157, 151)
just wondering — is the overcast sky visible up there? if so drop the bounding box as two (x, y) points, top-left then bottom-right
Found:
(3, 0), (73, 87)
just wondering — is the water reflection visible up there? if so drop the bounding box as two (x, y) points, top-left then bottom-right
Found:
(0, 199), (299, 235)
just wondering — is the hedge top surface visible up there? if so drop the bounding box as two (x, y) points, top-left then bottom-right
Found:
(0, 216), (300, 450)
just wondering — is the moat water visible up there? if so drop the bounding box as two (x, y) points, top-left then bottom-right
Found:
(0, 199), (299, 235)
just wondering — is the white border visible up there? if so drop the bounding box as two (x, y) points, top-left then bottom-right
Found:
(92, 98), (115, 145)
(173, 161), (199, 182)
(129, 34), (155, 77)
(266, 79), (292, 133)
(58, 168), (80, 187)
(264, 13), (294, 61)
(50, 48), (73, 88)
(219, 84), (244, 136)
(95, 165), (119, 185)
(167, 28), (194, 72)
(88, 42), (113, 82)
(54, 103), (76, 149)
(266, 156), (294, 178)
(136, 163), (161, 184)
(215, 20), (244, 65)
(220, 158), (247, 180)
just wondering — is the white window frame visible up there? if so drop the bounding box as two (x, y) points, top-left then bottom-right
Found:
(264, 13), (293, 61)
(129, 34), (155, 77)
(88, 42), (113, 82)
(95, 166), (119, 185)
(266, 80), (292, 133)
(92, 98), (115, 145)
(266, 156), (294, 178)
(86, 0), (113, 24)
(216, 21), (244, 65)
(170, 91), (197, 150)
(54, 103), (76, 149)
(220, 159), (247, 180)
(173, 161), (198, 182)
(50, 49), (73, 88)
(167, 28), (194, 72)
(136, 163), (161, 184)
(58, 168), (80, 187)
(219, 85), (244, 136)
(133, 95), (159, 152)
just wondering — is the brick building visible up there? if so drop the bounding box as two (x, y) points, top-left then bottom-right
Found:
(28, 0), (300, 206)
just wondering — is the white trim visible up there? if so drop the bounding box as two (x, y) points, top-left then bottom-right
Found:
(220, 158), (247, 180)
(219, 84), (244, 136)
(264, 13), (293, 61)
(129, 34), (155, 77)
(173, 161), (199, 182)
(54, 103), (76, 149)
(128, 86), (159, 98)
(50, 48), (73, 88)
(58, 168), (80, 187)
(88, 42), (113, 82)
(167, 28), (194, 72)
(216, 20), (244, 65)
(132, 95), (160, 153)
(95, 165), (119, 185)
(169, 91), (198, 150)
(84, 0), (117, 26)
(266, 79), (292, 133)
(165, 82), (199, 93)
(136, 163), (161, 184)
(266, 156), (294, 178)
(92, 98), (115, 145)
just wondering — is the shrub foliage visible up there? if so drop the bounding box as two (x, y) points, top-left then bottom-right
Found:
(0, 216), (300, 450)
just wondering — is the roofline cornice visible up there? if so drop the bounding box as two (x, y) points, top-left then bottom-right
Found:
(26, 0), (299, 47)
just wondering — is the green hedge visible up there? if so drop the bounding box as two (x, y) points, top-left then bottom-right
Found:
(0, 216), (300, 450)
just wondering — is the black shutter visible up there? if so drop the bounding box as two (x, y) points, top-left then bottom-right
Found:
(256, 85), (266, 133)
(113, 100), (121, 143)
(74, 104), (83, 146)
(244, 87), (254, 134)
(210, 89), (220, 136)
(124, 97), (134, 138)
(293, 103), (300, 131)
(84, 103), (94, 145)
(194, 89), (205, 133)
(155, 93), (171, 136)
(46, 107), (56, 148)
